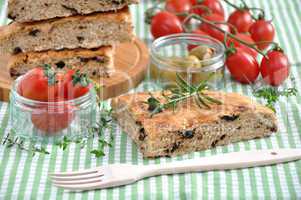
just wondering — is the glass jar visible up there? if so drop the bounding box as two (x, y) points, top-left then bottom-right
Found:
(9, 76), (97, 142)
(150, 33), (225, 89)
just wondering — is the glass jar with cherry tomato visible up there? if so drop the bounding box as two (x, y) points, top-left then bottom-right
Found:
(150, 33), (225, 89)
(9, 75), (97, 142)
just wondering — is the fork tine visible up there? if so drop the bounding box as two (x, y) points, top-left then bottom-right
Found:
(52, 176), (103, 185)
(50, 167), (99, 177)
(51, 172), (103, 181)
(53, 182), (103, 191)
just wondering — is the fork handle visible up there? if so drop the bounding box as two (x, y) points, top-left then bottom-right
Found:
(141, 149), (301, 177)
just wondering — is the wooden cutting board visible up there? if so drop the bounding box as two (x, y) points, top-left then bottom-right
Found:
(0, 37), (149, 101)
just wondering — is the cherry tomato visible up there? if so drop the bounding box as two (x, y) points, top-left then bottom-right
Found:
(18, 67), (58, 102)
(228, 9), (254, 33)
(199, 13), (230, 42)
(63, 70), (92, 100)
(226, 48), (260, 84)
(227, 33), (258, 58)
(31, 104), (75, 134)
(249, 19), (275, 50)
(260, 50), (290, 86)
(190, 0), (225, 19)
(48, 72), (66, 101)
(188, 29), (210, 51)
(165, 0), (192, 21)
(151, 11), (183, 39)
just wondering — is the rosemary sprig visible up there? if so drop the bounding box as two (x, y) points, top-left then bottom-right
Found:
(146, 73), (222, 116)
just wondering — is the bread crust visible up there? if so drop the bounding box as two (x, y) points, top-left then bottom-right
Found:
(0, 7), (133, 55)
(8, 46), (114, 78)
(8, 0), (139, 22)
(112, 91), (278, 158)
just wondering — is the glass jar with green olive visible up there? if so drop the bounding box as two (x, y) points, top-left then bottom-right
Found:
(150, 33), (225, 89)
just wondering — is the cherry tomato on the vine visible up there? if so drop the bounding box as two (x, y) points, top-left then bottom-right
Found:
(190, 0), (225, 19)
(228, 9), (254, 33)
(199, 13), (230, 42)
(226, 48), (260, 84)
(151, 11), (183, 39)
(260, 50), (290, 86)
(249, 19), (275, 50)
(165, 0), (192, 21)
(227, 33), (258, 58)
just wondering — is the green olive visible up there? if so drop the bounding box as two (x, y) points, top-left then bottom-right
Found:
(150, 63), (159, 79)
(189, 45), (214, 60)
(160, 69), (177, 83)
(167, 56), (201, 68)
(187, 55), (202, 68)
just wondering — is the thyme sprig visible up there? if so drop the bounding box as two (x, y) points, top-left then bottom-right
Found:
(43, 64), (57, 85)
(253, 76), (298, 112)
(72, 70), (91, 87)
(146, 73), (222, 116)
(2, 133), (50, 156)
(254, 87), (298, 112)
(54, 105), (114, 158)
(89, 107), (114, 158)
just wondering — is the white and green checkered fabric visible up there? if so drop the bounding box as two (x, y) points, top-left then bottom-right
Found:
(0, 0), (300, 199)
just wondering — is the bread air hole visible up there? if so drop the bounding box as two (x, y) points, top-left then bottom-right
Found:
(138, 127), (146, 141)
(220, 115), (239, 121)
(13, 47), (23, 54)
(55, 61), (66, 69)
(29, 29), (40, 37)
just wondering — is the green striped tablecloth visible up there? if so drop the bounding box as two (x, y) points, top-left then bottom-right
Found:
(0, 0), (300, 199)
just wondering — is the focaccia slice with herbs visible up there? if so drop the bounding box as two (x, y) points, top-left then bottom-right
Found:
(112, 91), (278, 158)
(8, 0), (139, 23)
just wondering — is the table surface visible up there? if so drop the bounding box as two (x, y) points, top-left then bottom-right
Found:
(0, 0), (301, 199)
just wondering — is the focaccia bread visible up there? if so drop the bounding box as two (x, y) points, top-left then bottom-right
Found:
(112, 91), (278, 158)
(8, 0), (139, 23)
(0, 7), (133, 55)
(8, 46), (114, 79)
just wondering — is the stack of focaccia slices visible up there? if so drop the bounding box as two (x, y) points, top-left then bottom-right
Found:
(0, 0), (139, 78)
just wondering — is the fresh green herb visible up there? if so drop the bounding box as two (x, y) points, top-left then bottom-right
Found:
(56, 136), (72, 150)
(72, 70), (91, 87)
(254, 87), (298, 112)
(2, 133), (50, 156)
(43, 64), (57, 85)
(89, 105), (114, 158)
(90, 149), (105, 157)
(253, 77), (298, 112)
(93, 81), (102, 101)
(145, 73), (222, 116)
(33, 146), (50, 156)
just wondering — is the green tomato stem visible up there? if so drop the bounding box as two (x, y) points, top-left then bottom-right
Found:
(184, 13), (267, 57)
(221, 0), (242, 11)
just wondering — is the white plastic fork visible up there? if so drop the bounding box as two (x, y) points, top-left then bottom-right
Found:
(51, 149), (301, 191)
